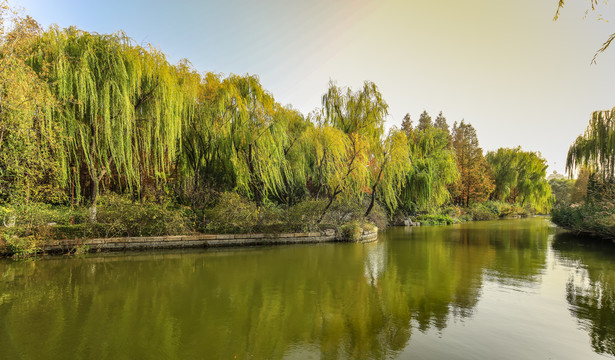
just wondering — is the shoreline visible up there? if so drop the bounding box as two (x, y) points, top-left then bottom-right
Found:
(8, 228), (379, 257)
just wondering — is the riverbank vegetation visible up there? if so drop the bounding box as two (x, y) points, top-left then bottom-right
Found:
(0, 4), (555, 256)
(551, 109), (615, 240)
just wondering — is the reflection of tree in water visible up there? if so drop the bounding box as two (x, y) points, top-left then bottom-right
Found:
(0, 219), (552, 360)
(387, 218), (550, 332)
(552, 233), (615, 357)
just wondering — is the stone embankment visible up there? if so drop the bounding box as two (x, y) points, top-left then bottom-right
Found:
(42, 228), (378, 253)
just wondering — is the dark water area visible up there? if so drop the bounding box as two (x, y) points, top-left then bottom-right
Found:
(1, 218), (615, 359)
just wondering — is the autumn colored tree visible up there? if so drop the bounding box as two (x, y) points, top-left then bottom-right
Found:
(571, 166), (591, 203)
(450, 121), (495, 206)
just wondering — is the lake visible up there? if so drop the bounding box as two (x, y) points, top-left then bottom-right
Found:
(1, 218), (614, 359)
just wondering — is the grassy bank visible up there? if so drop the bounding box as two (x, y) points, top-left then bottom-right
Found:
(0, 193), (386, 258)
(1, 194), (540, 258)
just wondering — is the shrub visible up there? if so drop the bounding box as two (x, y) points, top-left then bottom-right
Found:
(96, 194), (192, 237)
(203, 192), (259, 233)
(285, 199), (327, 232)
(469, 203), (499, 221)
(255, 203), (285, 233)
(340, 221), (363, 242)
(320, 199), (364, 228)
(551, 202), (615, 239)
(3, 234), (40, 258)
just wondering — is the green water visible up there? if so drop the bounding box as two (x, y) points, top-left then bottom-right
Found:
(1, 218), (614, 359)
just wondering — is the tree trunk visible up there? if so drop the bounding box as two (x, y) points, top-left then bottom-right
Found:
(364, 190), (377, 218)
(89, 174), (99, 223)
(246, 144), (264, 208)
(317, 187), (341, 224)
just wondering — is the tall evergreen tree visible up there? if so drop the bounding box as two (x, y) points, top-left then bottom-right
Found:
(434, 111), (449, 135)
(450, 121), (494, 206)
(417, 110), (432, 132)
(401, 113), (414, 140)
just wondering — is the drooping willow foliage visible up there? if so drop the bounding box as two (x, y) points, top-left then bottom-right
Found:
(487, 147), (553, 213)
(0, 7), (556, 221)
(27, 26), (192, 207)
(401, 127), (459, 212)
(566, 109), (615, 181)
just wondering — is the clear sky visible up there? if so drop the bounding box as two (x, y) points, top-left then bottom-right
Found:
(10, 0), (615, 176)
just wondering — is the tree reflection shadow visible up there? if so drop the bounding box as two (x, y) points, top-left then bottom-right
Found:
(552, 232), (615, 357)
(0, 219), (552, 359)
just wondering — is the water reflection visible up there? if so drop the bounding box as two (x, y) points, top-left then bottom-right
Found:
(552, 233), (615, 357)
(0, 219), (555, 359)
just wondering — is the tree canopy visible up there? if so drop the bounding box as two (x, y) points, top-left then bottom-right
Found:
(0, 3), (559, 227)
(450, 121), (495, 206)
(487, 147), (553, 212)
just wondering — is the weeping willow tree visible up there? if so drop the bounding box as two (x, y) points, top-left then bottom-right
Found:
(273, 105), (312, 206)
(28, 26), (189, 218)
(365, 128), (411, 217)
(305, 124), (349, 200)
(0, 11), (63, 204)
(487, 147), (553, 213)
(319, 80), (388, 217)
(401, 127), (458, 213)
(322, 80), (386, 142)
(555, 0), (614, 63)
(225, 74), (288, 207)
(305, 123), (371, 222)
(177, 71), (236, 194)
(566, 109), (615, 181)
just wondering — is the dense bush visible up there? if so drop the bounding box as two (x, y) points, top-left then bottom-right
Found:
(95, 195), (192, 237)
(551, 202), (615, 239)
(468, 202), (499, 221)
(340, 221), (363, 242)
(320, 199), (364, 227)
(203, 192), (260, 233)
(285, 199), (327, 232)
(0, 195), (194, 257)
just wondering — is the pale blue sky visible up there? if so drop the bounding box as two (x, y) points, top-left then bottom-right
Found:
(11, 0), (615, 175)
